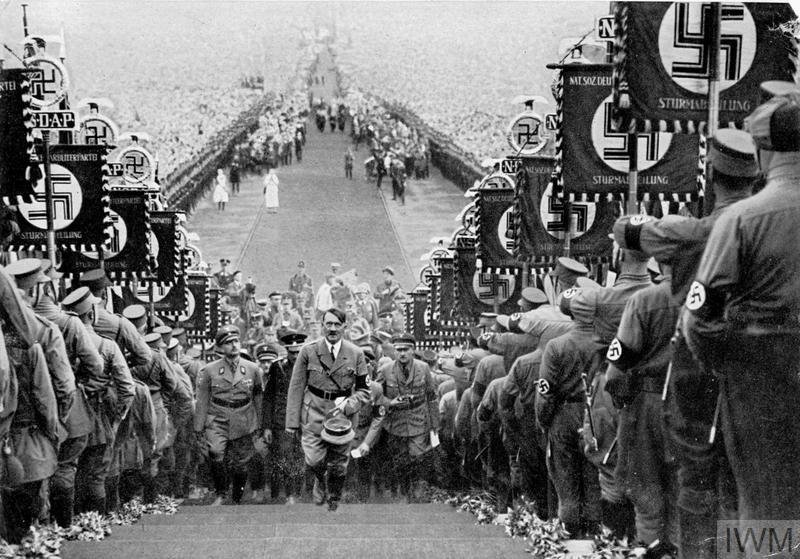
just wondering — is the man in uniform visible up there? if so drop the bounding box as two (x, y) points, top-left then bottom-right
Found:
(373, 333), (439, 501)
(518, 286), (549, 313)
(377, 267), (403, 314)
(261, 334), (306, 504)
(616, 129), (757, 556)
(606, 270), (680, 554)
(61, 287), (135, 514)
(277, 293), (304, 335)
(684, 94), (800, 522)
(477, 315), (538, 376)
(288, 261), (313, 299)
(285, 308), (370, 511)
(214, 258), (233, 289)
(195, 325), (263, 505)
(122, 305), (147, 334)
(535, 286), (602, 537)
(79, 269), (152, 368)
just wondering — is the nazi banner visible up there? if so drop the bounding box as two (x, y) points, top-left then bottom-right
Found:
(454, 240), (522, 320)
(0, 68), (36, 201)
(477, 182), (519, 268)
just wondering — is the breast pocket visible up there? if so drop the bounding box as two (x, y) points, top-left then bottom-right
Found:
(307, 366), (326, 386)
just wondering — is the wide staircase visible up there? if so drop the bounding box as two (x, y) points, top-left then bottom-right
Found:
(62, 503), (527, 558)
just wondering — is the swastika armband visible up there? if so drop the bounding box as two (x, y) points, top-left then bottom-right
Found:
(536, 378), (551, 395)
(606, 338), (641, 370)
(684, 281), (725, 320)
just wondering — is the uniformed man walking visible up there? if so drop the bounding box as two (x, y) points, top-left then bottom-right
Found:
(195, 325), (263, 505)
(285, 308), (369, 511)
(373, 333), (439, 501)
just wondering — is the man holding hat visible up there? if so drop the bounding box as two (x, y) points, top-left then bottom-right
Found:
(195, 324), (263, 505)
(60, 286), (135, 517)
(79, 268), (152, 368)
(373, 333), (440, 501)
(615, 129), (758, 555)
(285, 308), (370, 511)
(684, 88), (800, 523)
(261, 334), (306, 504)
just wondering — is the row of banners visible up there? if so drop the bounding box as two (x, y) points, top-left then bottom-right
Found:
(406, 2), (798, 337)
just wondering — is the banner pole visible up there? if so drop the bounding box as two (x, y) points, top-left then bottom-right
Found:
(147, 281), (155, 330)
(704, 2), (722, 217)
(42, 130), (58, 265)
(627, 132), (639, 215)
(563, 200), (572, 257)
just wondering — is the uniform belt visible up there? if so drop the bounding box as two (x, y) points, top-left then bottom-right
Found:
(638, 376), (665, 393)
(211, 397), (251, 409)
(307, 385), (350, 400)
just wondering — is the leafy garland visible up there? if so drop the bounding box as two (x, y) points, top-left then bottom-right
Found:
(0, 495), (179, 559)
(426, 487), (643, 558)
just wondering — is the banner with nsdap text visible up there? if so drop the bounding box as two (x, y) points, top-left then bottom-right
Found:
(476, 183), (518, 269)
(613, 2), (797, 129)
(10, 144), (109, 251)
(0, 68), (36, 201)
(560, 64), (700, 200)
(515, 158), (615, 261)
(61, 189), (150, 277)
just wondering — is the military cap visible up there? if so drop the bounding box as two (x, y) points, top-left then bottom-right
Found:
(551, 257), (588, 280)
(5, 258), (43, 290)
(391, 332), (416, 348)
(519, 287), (548, 306)
(478, 312), (497, 328)
(708, 129), (759, 178)
(166, 338), (180, 351)
(61, 286), (99, 316)
(760, 80), (800, 99)
(297, 260), (305, 268)
(144, 332), (165, 348)
(122, 304), (147, 322)
(746, 92), (800, 152)
(154, 325), (173, 344)
(255, 343), (280, 361)
(185, 347), (202, 359)
(320, 415), (354, 445)
(268, 291), (282, 299)
(37, 258), (62, 281)
(370, 329), (392, 345)
(331, 262), (341, 269)
(215, 325), (240, 346)
(172, 327), (186, 338)
(280, 331), (307, 352)
(382, 266), (395, 276)
(79, 268), (111, 292)
(441, 358), (470, 383)
(256, 299), (268, 307)
(456, 348), (488, 369)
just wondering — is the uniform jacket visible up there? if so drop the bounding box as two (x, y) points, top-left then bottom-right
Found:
(289, 273), (312, 295)
(285, 339), (369, 434)
(376, 280), (402, 314)
(132, 349), (193, 427)
(195, 356), (263, 440)
(93, 306), (151, 368)
(376, 358), (439, 437)
(30, 313), (76, 427)
(518, 305), (574, 349)
(85, 329), (135, 446)
(486, 332), (538, 377)
(117, 379), (157, 471)
(262, 357), (292, 433)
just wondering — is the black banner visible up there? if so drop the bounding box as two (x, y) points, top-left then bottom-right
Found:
(10, 144), (109, 251)
(411, 288), (429, 342)
(61, 190), (149, 277)
(0, 69), (37, 201)
(515, 159), (616, 261)
(145, 211), (179, 284)
(614, 2), (796, 128)
(161, 272), (211, 335)
(561, 64), (700, 199)
(476, 185), (518, 268)
(454, 240), (522, 320)
(119, 275), (188, 315)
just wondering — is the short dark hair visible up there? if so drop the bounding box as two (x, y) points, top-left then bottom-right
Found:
(323, 308), (347, 324)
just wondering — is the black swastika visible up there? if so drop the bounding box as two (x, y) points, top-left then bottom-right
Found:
(545, 195), (588, 233)
(602, 103), (660, 162)
(671, 3), (745, 81)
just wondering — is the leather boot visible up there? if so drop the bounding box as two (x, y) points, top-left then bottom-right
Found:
(231, 471), (247, 504)
(105, 475), (120, 513)
(327, 474), (345, 511)
(310, 465), (327, 506)
(50, 486), (74, 528)
(210, 461), (228, 499)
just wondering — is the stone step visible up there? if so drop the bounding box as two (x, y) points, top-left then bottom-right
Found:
(136, 510), (471, 525)
(173, 503), (455, 514)
(64, 537), (527, 559)
(106, 522), (506, 540)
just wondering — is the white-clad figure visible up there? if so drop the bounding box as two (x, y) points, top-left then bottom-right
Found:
(263, 168), (280, 214)
(213, 169), (229, 212)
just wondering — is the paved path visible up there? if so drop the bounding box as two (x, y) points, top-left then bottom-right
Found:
(62, 504), (527, 559)
(186, 51), (467, 295)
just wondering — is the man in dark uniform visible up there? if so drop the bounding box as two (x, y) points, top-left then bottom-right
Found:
(262, 334), (306, 504)
(288, 261), (313, 299)
(377, 267), (403, 314)
(684, 94), (800, 522)
(373, 333), (439, 501)
(61, 287), (135, 515)
(285, 308), (370, 511)
(195, 325), (263, 505)
(477, 315), (538, 375)
(535, 286), (602, 537)
(79, 269), (152, 368)
(606, 271), (680, 554)
(214, 259), (233, 289)
(615, 128), (757, 556)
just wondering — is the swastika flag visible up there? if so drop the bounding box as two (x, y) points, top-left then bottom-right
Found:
(612, 2), (797, 130)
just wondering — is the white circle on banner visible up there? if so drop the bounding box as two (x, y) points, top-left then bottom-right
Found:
(658, 2), (756, 94)
(27, 55), (70, 108)
(79, 115), (118, 146)
(472, 272), (516, 305)
(497, 207), (514, 256)
(538, 183), (596, 240)
(506, 112), (547, 155)
(591, 94), (672, 172)
(147, 229), (160, 262)
(82, 210), (128, 259)
(175, 289), (196, 322)
(18, 163), (83, 230)
(118, 146), (155, 184)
